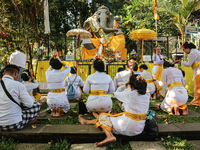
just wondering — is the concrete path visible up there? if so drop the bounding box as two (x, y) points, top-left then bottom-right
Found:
(129, 141), (167, 150)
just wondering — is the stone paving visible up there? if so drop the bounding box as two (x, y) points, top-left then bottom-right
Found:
(129, 141), (167, 150)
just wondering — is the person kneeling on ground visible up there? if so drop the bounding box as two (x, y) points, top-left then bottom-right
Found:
(0, 65), (43, 131)
(79, 70), (150, 147)
(152, 61), (188, 116)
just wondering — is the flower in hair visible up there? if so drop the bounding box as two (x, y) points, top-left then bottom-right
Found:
(53, 54), (58, 58)
(136, 75), (146, 82)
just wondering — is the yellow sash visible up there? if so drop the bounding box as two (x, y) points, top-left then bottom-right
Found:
(191, 61), (200, 69)
(117, 84), (123, 87)
(48, 88), (65, 93)
(90, 90), (108, 96)
(154, 64), (163, 81)
(94, 111), (146, 131)
(29, 93), (33, 96)
(154, 63), (163, 93)
(146, 80), (153, 83)
(167, 81), (183, 90)
(124, 111), (147, 121)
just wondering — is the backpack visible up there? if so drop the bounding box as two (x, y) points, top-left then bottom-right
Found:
(144, 110), (159, 136)
(66, 76), (78, 100)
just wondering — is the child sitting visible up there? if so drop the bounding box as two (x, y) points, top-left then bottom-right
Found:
(21, 69), (39, 102)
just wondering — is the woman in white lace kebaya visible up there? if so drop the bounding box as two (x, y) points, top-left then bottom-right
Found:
(83, 58), (115, 113)
(79, 71), (150, 147)
(152, 46), (164, 100)
(64, 66), (84, 101)
(175, 42), (200, 106)
(154, 61), (188, 116)
(45, 56), (71, 117)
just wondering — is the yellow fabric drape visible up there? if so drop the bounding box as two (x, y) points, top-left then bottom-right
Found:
(81, 35), (127, 59)
(154, 64), (163, 93)
(191, 61), (200, 69)
(36, 61), (76, 82)
(190, 74), (200, 106)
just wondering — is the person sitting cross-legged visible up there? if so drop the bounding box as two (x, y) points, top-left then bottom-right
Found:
(79, 70), (150, 147)
(0, 65), (42, 131)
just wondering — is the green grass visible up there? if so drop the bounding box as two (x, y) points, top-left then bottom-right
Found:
(48, 139), (71, 150)
(106, 139), (131, 150)
(0, 136), (18, 150)
(36, 103), (79, 125)
(161, 136), (194, 150)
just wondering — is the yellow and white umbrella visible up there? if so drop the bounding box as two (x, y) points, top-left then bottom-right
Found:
(129, 24), (157, 63)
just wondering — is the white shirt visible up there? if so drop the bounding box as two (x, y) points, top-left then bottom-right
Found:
(0, 75), (33, 126)
(156, 67), (185, 87)
(181, 49), (200, 80)
(22, 80), (39, 102)
(64, 74), (84, 99)
(9, 51), (26, 68)
(46, 65), (71, 89)
(64, 74), (84, 88)
(83, 71), (115, 94)
(114, 71), (126, 89)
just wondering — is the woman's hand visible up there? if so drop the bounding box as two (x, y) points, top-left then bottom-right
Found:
(30, 69), (35, 80)
(174, 60), (181, 64)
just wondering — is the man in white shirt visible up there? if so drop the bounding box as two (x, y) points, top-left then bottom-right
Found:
(0, 65), (42, 131)
(9, 47), (26, 82)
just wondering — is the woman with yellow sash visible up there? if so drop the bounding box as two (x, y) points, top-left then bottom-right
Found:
(152, 46), (164, 100)
(64, 66), (84, 101)
(139, 64), (155, 98)
(45, 55), (71, 117)
(175, 42), (200, 106)
(153, 61), (188, 116)
(79, 71), (150, 147)
(83, 58), (115, 113)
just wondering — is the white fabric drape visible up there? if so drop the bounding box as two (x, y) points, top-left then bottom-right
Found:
(44, 0), (50, 34)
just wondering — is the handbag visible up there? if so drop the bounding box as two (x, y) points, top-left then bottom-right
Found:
(79, 100), (88, 114)
(144, 110), (159, 136)
(1, 79), (24, 109)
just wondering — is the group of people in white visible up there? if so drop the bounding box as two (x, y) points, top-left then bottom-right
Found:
(0, 41), (200, 147)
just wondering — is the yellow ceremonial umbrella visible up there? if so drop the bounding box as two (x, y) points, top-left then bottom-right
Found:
(67, 28), (92, 61)
(129, 24), (157, 63)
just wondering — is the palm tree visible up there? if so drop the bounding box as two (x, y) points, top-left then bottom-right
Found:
(159, 0), (200, 47)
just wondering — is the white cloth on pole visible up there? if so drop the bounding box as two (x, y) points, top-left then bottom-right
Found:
(98, 38), (103, 55)
(44, 0), (50, 34)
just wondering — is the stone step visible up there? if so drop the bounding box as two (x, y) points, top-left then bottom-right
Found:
(1, 123), (200, 143)
(70, 143), (106, 150)
(129, 141), (167, 150)
(188, 140), (200, 150)
(14, 143), (50, 150)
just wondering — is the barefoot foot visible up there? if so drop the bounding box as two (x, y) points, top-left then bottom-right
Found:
(78, 115), (87, 125)
(95, 136), (116, 147)
(51, 107), (56, 117)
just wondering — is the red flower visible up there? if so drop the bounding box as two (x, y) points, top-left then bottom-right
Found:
(53, 54), (58, 58)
